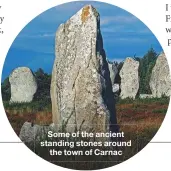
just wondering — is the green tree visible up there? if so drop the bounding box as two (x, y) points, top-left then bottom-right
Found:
(1, 77), (11, 101)
(138, 48), (158, 94)
(33, 68), (51, 103)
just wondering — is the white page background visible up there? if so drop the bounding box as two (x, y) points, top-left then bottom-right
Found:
(0, 0), (171, 170)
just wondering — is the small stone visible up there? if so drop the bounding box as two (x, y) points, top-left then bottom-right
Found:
(108, 62), (118, 85)
(139, 94), (153, 99)
(112, 84), (119, 93)
(19, 122), (55, 144)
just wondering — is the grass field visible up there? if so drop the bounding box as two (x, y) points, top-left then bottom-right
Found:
(3, 97), (170, 169)
(116, 97), (169, 139)
(4, 97), (169, 136)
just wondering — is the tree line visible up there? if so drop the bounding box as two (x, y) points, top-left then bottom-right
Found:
(1, 48), (159, 101)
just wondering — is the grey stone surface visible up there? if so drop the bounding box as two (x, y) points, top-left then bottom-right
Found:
(108, 63), (118, 85)
(120, 57), (139, 99)
(9, 67), (37, 103)
(113, 84), (119, 93)
(139, 94), (153, 99)
(51, 5), (118, 134)
(19, 122), (55, 144)
(150, 52), (171, 97)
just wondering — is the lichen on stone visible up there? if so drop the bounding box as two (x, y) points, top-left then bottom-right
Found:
(81, 6), (90, 23)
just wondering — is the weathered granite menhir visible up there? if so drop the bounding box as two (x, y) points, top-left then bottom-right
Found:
(120, 57), (139, 99)
(51, 5), (118, 135)
(150, 52), (171, 97)
(9, 67), (37, 103)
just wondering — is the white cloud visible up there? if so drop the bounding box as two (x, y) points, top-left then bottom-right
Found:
(19, 33), (55, 38)
(40, 33), (55, 38)
(101, 26), (124, 33)
(54, 1), (87, 12)
(54, 1), (108, 12)
(100, 16), (137, 26)
(138, 28), (151, 33)
(103, 36), (149, 44)
(101, 26), (151, 34)
(115, 37), (148, 43)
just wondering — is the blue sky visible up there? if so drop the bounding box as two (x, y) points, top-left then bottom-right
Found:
(2, 1), (162, 81)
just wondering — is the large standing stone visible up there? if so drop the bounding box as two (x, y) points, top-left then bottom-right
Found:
(9, 67), (37, 103)
(108, 62), (118, 85)
(51, 5), (118, 134)
(120, 57), (139, 99)
(150, 52), (171, 97)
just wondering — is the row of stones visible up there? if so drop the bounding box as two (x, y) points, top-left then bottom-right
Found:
(109, 52), (171, 99)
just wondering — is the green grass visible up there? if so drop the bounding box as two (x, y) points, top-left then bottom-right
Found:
(3, 95), (168, 169)
(3, 100), (51, 113)
(152, 108), (168, 114)
(117, 96), (170, 105)
(3, 96), (169, 114)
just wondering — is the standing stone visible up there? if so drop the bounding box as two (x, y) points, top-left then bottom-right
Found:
(19, 122), (55, 144)
(108, 62), (118, 85)
(120, 57), (139, 99)
(113, 84), (119, 93)
(51, 5), (118, 134)
(150, 52), (171, 97)
(9, 67), (37, 103)
(139, 94), (153, 99)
